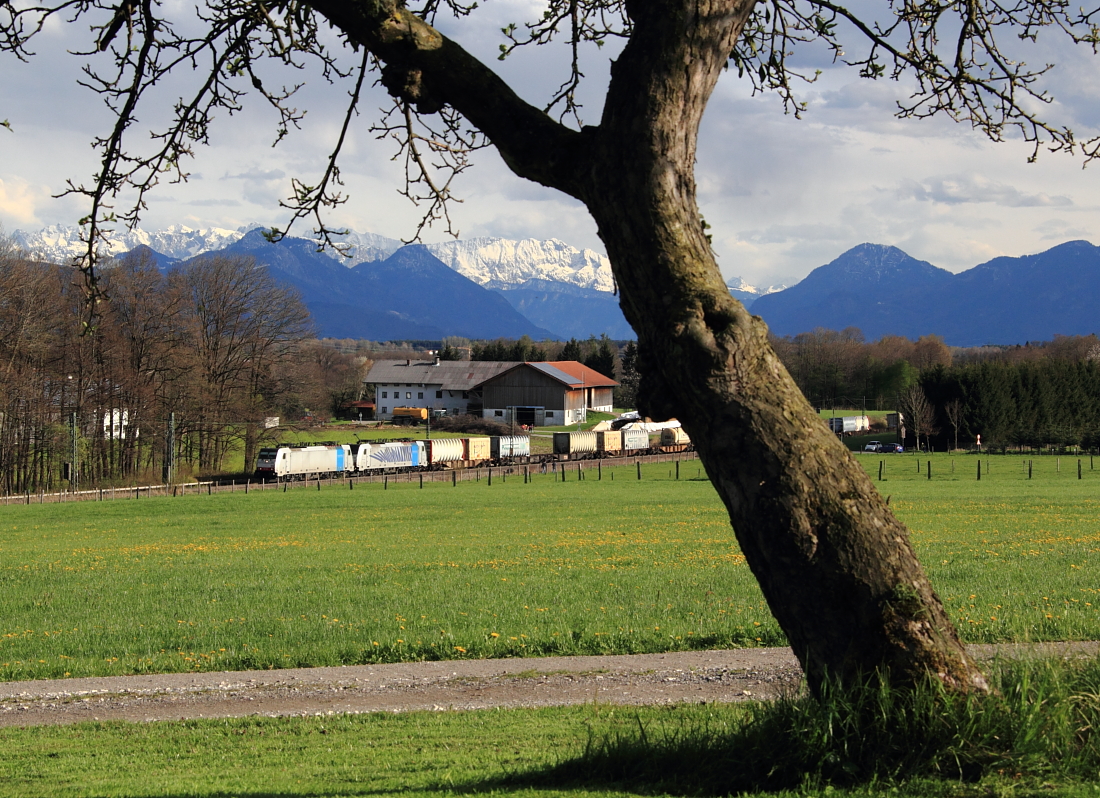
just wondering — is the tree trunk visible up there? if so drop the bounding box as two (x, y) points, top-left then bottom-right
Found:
(577, 1), (987, 695)
(317, 0), (989, 695)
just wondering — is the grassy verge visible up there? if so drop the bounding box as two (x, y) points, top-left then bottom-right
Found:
(1, 454), (1098, 680)
(3, 655), (1100, 797)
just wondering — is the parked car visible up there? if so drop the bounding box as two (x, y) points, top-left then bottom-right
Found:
(864, 441), (881, 452)
(878, 443), (904, 453)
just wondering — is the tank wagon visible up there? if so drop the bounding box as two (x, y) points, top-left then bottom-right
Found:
(660, 427), (692, 451)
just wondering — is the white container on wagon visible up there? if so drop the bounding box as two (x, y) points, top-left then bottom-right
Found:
(427, 438), (466, 465)
(620, 428), (650, 451)
(490, 435), (531, 458)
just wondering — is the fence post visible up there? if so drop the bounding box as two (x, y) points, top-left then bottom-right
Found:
(977, 460), (981, 481)
(878, 460), (884, 481)
(453, 470), (457, 487)
(637, 461), (642, 480)
(675, 460), (680, 480)
(1079, 459), (1083, 480)
(927, 461), (931, 480)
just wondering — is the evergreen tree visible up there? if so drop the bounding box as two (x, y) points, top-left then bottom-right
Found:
(584, 334), (617, 379)
(438, 344), (463, 361)
(616, 341), (640, 409)
(559, 338), (582, 361)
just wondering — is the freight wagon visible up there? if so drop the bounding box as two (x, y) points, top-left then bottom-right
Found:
(659, 428), (692, 452)
(597, 430), (622, 455)
(553, 431), (598, 457)
(620, 427), (650, 451)
(490, 435), (531, 460)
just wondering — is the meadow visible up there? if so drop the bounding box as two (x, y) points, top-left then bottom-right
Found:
(5, 656), (1100, 797)
(0, 453), (1097, 681)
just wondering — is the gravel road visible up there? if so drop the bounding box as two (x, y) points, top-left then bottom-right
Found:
(2, 643), (1094, 728)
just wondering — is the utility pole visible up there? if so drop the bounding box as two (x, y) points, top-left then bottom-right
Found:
(69, 412), (78, 492)
(163, 412), (175, 484)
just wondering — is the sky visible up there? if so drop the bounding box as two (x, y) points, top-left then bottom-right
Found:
(2, 1), (1099, 288)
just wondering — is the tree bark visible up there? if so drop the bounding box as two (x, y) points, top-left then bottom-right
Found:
(321, 0), (989, 696)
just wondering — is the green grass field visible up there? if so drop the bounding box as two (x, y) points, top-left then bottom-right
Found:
(1, 452), (1097, 682)
(3, 451), (1100, 798)
(5, 661), (1100, 797)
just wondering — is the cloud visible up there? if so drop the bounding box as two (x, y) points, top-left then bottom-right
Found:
(1033, 218), (1094, 241)
(222, 168), (286, 182)
(896, 174), (1073, 207)
(738, 223), (853, 245)
(188, 198), (243, 207)
(0, 178), (41, 226)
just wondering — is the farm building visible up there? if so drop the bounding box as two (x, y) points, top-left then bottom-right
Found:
(364, 359), (520, 421)
(475, 361), (617, 427)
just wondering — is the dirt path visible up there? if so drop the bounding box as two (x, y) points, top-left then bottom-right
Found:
(1, 643), (1095, 728)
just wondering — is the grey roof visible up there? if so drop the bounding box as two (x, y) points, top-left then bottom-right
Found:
(474, 361), (618, 389)
(527, 362), (579, 385)
(365, 360), (521, 391)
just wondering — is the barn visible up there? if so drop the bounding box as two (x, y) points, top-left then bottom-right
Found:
(364, 359), (520, 421)
(475, 361), (617, 427)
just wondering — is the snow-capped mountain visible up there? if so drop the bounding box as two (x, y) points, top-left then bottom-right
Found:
(12, 224), (247, 262)
(327, 230), (404, 264)
(725, 276), (787, 308)
(423, 237), (615, 292)
(15, 225), (616, 293)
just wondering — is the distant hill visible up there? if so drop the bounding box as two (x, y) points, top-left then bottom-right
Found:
(750, 241), (1100, 346)
(160, 231), (560, 341)
(493, 280), (635, 340)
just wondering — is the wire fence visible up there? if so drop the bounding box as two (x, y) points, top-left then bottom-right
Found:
(0, 451), (702, 506)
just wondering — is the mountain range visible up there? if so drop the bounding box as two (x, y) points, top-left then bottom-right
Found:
(14, 225), (1099, 346)
(750, 241), (1100, 346)
(14, 225), (775, 340)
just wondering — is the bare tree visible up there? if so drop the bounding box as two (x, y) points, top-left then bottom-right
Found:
(8, 0), (1097, 694)
(898, 385), (937, 452)
(171, 256), (311, 473)
(944, 398), (965, 452)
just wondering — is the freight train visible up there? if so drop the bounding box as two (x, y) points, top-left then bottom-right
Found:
(255, 429), (690, 481)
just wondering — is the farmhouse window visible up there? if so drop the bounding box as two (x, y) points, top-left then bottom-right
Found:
(495, 410), (503, 417)
(381, 407), (387, 413)
(381, 391), (387, 399)
(406, 392), (412, 399)
(436, 391), (443, 399)
(418, 392), (424, 399)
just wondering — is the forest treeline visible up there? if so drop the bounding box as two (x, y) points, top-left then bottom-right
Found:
(434, 327), (1100, 450)
(770, 327), (1100, 450)
(0, 242), (364, 494)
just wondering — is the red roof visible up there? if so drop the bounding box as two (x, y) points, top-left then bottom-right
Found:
(542, 361), (618, 388)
